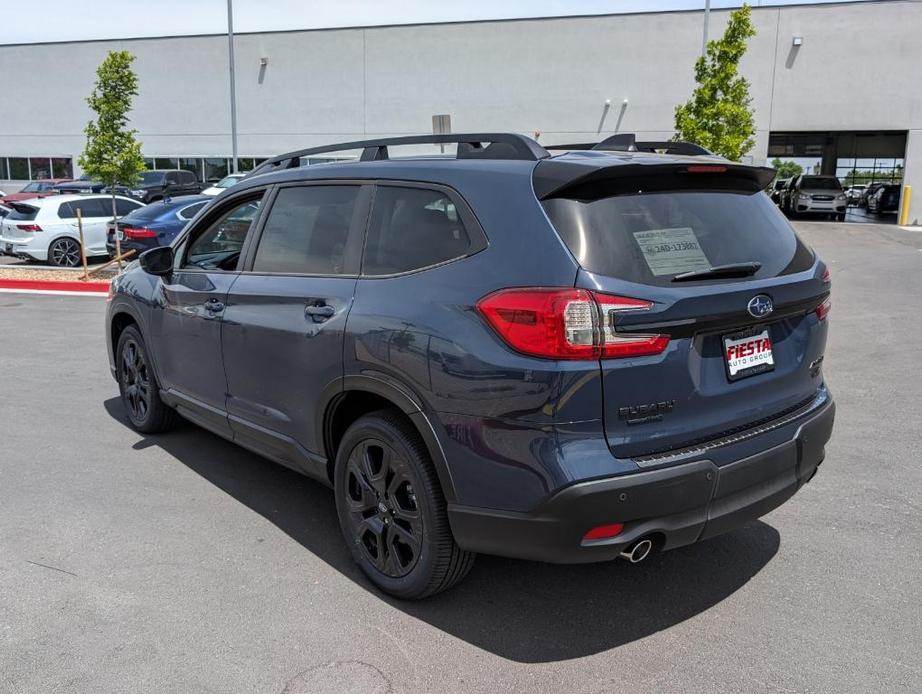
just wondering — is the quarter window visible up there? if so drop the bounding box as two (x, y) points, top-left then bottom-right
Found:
(363, 186), (473, 276)
(179, 202), (207, 219)
(183, 195), (263, 271)
(252, 185), (358, 275)
(115, 198), (143, 216)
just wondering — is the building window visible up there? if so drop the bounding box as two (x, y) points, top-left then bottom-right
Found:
(836, 157), (904, 186)
(29, 157), (53, 179)
(8, 158), (30, 180)
(51, 158), (73, 179)
(204, 157), (230, 182)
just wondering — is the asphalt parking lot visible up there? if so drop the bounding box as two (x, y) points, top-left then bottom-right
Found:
(1, 220), (921, 693)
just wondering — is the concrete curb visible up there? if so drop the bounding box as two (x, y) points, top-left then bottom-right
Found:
(0, 278), (110, 296)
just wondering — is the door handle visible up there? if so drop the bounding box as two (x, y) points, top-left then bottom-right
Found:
(305, 304), (335, 321)
(204, 298), (225, 313)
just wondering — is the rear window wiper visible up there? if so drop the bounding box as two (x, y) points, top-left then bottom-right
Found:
(671, 262), (762, 282)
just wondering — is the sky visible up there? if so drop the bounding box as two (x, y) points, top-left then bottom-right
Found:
(0, 0), (874, 45)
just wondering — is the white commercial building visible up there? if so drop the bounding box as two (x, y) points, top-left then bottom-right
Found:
(0, 0), (919, 222)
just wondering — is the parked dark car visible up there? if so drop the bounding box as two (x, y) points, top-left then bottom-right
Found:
(107, 169), (202, 203)
(784, 175), (847, 220)
(106, 133), (834, 599)
(859, 182), (886, 208)
(106, 195), (210, 257)
(769, 177), (790, 206)
(866, 184), (901, 214)
(0, 178), (72, 204)
(53, 175), (107, 194)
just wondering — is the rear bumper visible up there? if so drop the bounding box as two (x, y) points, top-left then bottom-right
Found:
(448, 396), (834, 563)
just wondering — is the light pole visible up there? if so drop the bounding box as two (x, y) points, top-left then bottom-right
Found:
(702, 0), (711, 57)
(227, 0), (239, 173)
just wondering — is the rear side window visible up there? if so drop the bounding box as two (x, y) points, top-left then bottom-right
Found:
(363, 186), (473, 275)
(58, 198), (109, 219)
(542, 191), (814, 287)
(252, 185), (357, 275)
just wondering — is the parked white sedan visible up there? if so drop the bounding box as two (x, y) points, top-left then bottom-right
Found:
(0, 194), (144, 266)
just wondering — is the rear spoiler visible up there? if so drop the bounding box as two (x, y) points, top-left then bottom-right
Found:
(548, 133), (713, 157)
(534, 160), (777, 201)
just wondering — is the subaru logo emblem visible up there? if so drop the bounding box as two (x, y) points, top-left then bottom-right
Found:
(747, 294), (773, 319)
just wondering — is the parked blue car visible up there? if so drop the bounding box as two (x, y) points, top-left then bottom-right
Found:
(106, 195), (210, 257)
(106, 133), (834, 599)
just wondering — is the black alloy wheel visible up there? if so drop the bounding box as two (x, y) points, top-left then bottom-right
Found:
(120, 336), (151, 424)
(334, 410), (475, 599)
(48, 237), (81, 267)
(343, 438), (423, 578)
(116, 326), (179, 433)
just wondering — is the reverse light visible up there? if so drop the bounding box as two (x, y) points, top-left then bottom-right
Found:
(123, 226), (157, 239)
(16, 224), (42, 232)
(815, 298), (832, 321)
(583, 523), (625, 541)
(476, 288), (669, 360)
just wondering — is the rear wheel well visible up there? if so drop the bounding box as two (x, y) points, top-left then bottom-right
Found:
(110, 312), (138, 356)
(325, 391), (415, 482)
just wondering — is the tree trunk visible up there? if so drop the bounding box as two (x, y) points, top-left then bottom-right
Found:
(111, 190), (123, 270)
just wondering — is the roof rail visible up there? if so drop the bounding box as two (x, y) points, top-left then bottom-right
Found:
(249, 133), (550, 176)
(547, 133), (713, 157)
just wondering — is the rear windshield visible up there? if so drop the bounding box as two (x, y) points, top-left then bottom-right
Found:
(6, 204), (38, 221)
(542, 191), (814, 287)
(123, 202), (172, 222)
(799, 176), (841, 191)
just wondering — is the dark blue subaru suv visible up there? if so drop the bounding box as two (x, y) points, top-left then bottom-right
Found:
(106, 133), (835, 599)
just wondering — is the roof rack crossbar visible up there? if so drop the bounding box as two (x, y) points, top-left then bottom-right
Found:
(249, 133), (550, 176)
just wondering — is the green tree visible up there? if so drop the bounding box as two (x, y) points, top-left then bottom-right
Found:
(771, 158), (803, 180)
(78, 50), (146, 266)
(673, 4), (756, 161)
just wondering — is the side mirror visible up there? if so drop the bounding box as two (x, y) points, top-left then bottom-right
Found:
(139, 246), (174, 276)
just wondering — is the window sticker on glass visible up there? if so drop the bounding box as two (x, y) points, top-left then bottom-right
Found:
(632, 227), (712, 277)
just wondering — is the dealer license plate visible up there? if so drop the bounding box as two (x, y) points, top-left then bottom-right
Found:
(723, 327), (774, 381)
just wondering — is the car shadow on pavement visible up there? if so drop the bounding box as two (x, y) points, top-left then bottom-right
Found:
(104, 398), (780, 664)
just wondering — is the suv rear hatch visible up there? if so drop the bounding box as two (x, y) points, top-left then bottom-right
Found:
(535, 154), (830, 462)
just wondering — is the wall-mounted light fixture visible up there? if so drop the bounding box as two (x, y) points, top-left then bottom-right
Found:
(792, 36), (803, 47)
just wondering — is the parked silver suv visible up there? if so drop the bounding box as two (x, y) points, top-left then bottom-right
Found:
(786, 175), (847, 220)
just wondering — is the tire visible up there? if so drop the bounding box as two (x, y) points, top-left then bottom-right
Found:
(116, 325), (179, 433)
(334, 409), (475, 599)
(836, 213), (846, 222)
(47, 237), (81, 267)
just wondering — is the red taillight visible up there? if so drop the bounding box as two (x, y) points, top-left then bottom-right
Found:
(583, 523), (624, 541)
(16, 224), (42, 232)
(821, 268), (831, 283)
(476, 288), (669, 360)
(815, 298), (832, 321)
(122, 226), (157, 239)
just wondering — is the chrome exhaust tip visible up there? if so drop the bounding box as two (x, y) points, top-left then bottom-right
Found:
(619, 538), (653, 564)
